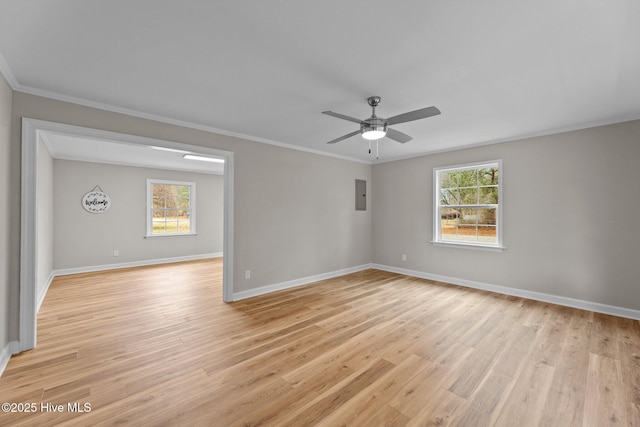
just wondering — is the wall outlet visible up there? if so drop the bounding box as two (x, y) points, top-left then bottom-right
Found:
(245, 270), (251, 280)
(113, 249), (119, 257)
(401, 254), (407, 262)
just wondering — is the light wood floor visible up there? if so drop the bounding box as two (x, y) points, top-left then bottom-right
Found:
(1, 259), (639, 426)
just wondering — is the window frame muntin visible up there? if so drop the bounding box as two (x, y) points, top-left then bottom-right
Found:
(432, 160), (504, 250)
(146, 178), (197, 238)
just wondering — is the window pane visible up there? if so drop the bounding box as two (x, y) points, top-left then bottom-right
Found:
(178, 194), (190, 210)
(440, 222), (477, 243)
(165, 214), (179, 233)
(177, 217), (191, 233)
(477, 226), (497, 244)
(459, 207), (477, 225)
(439, 171), (453, 189)
(439, 208), (458, 240)
(478, 207), (497, 244)
(152, 208), (165, 219)
(479, 186), (498, 204)
(148, 180), (195, 236)
(458, 187), (478, 205)
(165, 209), (179, 220)
(456, 225), (478, 242)
(153, 184), (169, 197)
(435, 162), (500, 247)
(478, 167), (499, 186)
(440, 188), (459, 206)
(441, 169), (473, 186)
(153, 209), (178, 234)
(477, 207), (496, 226)
(152, 217), (166, 234)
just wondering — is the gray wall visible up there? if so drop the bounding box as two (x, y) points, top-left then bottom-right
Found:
(372, 119), (640, 311)
(0, 74), (12, 355)
(53, 159), (223, 270)
(6, 91), (373, 341)
(7, 84), (636, 354)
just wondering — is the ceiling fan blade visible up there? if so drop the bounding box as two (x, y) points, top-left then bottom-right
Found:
(327, 130), (361, 144)
(386, 128), (413, 143)
(385, 106), (441, 126)
(322, 111), (364, 124)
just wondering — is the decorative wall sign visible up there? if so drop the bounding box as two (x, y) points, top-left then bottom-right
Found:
(82, 185), (111, 214)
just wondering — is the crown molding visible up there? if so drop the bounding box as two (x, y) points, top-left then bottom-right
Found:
(12, 81), (371, 165)
(0, 52), (19, 89)
(374, 113), (640, 164)
(0, 47), (369, 165)
(6, 49), (638, 168)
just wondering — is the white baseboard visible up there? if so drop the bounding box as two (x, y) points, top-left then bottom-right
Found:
(37, 272), (55, 313)
(0, 341), (20, 377)
(372, 264), (640, 321)
(53, 252), (223, 277)
(232, 264), (372, 301)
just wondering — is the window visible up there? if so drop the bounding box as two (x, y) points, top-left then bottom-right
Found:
(433, 160), (503, 249)
(146, 179), (196, 237)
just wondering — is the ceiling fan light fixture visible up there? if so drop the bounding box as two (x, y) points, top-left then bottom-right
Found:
(361, 125), (386, 140)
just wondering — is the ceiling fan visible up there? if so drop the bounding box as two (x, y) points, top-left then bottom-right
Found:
(322, 96), (441, 146)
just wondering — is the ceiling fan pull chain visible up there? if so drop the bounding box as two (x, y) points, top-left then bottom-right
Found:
(368, 140), (371, 154)
(376, 140), (379, 160)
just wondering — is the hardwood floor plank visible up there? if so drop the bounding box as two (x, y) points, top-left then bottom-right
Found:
(1, 259), (638, 426)
(388, 341), (473, 418)
(583, 353), (628, 427)
(335, 401), (410, 427)
(446, 348), (496, 399)
(494, 361), (555, 427)
(492, 324), (539, 377)
(616, 316), (640, 423)
(274, 358), (395, 426)
(589, 312), (622, 359)
(311, 354), (429, 426)
(403, 387), (465, 427)
(451, 368), (515, 427)
(539, 311), (592, 426)
(526, 306), (572, 367)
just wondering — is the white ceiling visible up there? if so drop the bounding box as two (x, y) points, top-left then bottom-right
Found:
(1, 1), (639, 163)
(43, 132), (225, 175)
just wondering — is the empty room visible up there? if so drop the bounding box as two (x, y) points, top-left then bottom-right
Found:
(0, 1), (639, 426)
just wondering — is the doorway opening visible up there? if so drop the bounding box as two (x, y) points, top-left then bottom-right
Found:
(20, 118), (234, 351)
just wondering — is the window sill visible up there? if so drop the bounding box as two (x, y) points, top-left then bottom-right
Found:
(429, 241), (506, 252)
(145, 233), (197, 239)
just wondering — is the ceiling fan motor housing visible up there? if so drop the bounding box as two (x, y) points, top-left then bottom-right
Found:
(367, 96), (382, 107)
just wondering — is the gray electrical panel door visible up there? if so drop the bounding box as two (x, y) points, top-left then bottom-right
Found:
(355, 179), (366, 211)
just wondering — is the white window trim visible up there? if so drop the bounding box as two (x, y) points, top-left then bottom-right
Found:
(431, 159), (505, 251)
(146, 179), (197, 238)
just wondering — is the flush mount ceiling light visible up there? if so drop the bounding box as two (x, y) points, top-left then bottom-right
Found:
(150, 145), (191, 154)
(183, 154), (225, 163)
